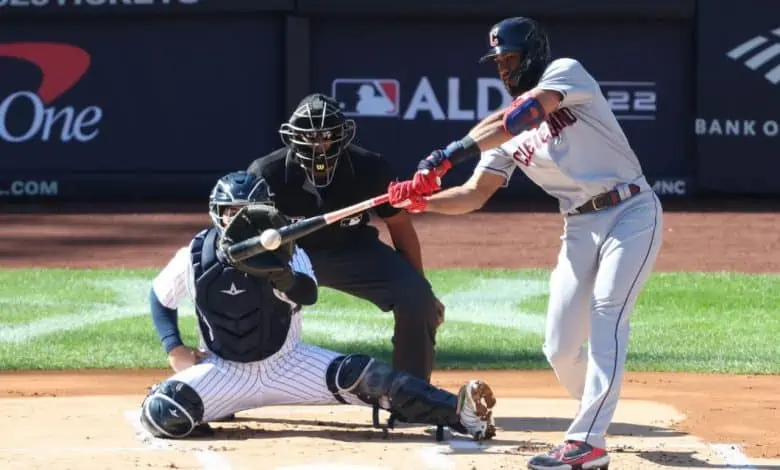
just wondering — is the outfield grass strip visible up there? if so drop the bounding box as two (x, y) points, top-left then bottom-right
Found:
(2, 269), (779, 374)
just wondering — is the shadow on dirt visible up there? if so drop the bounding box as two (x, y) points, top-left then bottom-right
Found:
(633, 450), (778, 469)
(197, 415), (686, 448)
(495, 416), (687, 438)
(195, 416), (527, 447)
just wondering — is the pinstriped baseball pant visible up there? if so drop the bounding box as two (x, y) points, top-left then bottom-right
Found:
(168, 340), (367, 423)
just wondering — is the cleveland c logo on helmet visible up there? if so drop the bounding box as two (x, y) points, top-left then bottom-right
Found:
(479, 17), (552, 97)
(489, 27), (500, 47)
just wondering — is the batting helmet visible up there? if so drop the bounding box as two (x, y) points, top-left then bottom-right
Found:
(208, 171), (274, 231)
(279, 93), (357, 188)
(478, 17), (552, 97)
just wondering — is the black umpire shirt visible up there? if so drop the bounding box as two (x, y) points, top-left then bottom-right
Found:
(247, 144), (400, 251)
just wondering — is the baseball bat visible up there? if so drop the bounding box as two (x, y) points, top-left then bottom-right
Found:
(225, 193), (392, 263)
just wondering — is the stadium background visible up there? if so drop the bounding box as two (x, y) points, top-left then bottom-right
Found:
(0, 0), (777, 203)
(1, 2), (780, 469)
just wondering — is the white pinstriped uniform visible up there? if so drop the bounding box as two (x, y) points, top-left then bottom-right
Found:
(152, 242), (366, 423)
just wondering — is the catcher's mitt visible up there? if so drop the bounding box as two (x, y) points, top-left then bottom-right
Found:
(218, 204), (294, 278)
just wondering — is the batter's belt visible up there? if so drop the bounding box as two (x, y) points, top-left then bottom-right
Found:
(569, 183), (641, 215)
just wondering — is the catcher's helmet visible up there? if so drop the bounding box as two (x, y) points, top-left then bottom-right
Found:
(479, 17), (551, 96)
(279, 93), (356, 188)
(208, 171), (274, 230)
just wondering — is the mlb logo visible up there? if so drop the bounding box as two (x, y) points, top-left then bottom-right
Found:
(340, 213), (365, 227)
(331, 79), (400, 117)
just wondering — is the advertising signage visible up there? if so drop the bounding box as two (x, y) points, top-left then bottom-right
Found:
(0, 17), (285, 200)
(310, 19), (693, 195)
(696, 0), (780, 193)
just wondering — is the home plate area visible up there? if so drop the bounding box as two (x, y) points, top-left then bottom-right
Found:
(2, 395), (770, 470)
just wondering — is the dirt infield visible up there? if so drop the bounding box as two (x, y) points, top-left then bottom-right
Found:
(2, 202), (780, 272)
(2, 370), (779, 470)
(1, 204), (779, 469)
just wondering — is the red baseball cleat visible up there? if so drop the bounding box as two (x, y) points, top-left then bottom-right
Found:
(527, 440), (610, 470)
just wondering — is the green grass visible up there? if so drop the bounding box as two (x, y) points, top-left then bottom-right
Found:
(0, 268), (778, 373)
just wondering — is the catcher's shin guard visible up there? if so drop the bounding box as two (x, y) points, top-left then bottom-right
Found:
(326, 354), (467, 439)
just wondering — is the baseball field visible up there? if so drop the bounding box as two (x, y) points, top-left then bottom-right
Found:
(1, 201), (779, 470)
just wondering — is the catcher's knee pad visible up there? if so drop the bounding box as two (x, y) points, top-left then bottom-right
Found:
(326, 354), (459, 427)
(326, 354), (380, 404)
(139, 380), (204, 439)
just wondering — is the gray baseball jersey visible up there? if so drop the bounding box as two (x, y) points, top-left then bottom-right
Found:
(472, 57), (664, 451)
(475, 57), (651, 214)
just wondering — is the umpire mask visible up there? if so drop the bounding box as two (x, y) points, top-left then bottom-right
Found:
(279, 93), (356, 188)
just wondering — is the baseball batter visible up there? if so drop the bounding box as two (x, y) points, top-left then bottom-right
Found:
(387, 16), (663, 470)
(139, 170), (497, 442)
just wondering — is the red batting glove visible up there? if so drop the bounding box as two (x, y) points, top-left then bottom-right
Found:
(388, 180), (418, 206)
(412, 169), (441, 195)
(405, 195), (428, 213)
(414, 152), (453, 195)
(388, 180), (428, 213)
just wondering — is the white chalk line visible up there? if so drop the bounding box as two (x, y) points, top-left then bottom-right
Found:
(710, 443), (758, 469)
(4, 276), (546, 346)
(445, 439), (513, 453)
(123, 409), (233, 470)
(416, 445), (455, 470)
(306, 277), (548, 341)
(122, 410), (175, 451)
(195, 450), (234, 470)
(439, 278), (548, 332)
(0, 279), (191, 344)
(0, 446), (156, 454)
(274, 465), (388, 470)
(414, 439), (510, 470)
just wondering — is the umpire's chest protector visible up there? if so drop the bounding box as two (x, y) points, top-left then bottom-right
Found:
(190, 228), (292, 363)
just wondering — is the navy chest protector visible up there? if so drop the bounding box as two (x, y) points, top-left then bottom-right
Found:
(191, 228), (293, 363)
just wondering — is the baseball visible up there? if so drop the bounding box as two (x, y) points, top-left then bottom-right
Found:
(260, 229), (282, 250)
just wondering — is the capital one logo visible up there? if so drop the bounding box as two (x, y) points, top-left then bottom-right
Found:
(0, 42), (102, 144)
(726, 27), (780, 85)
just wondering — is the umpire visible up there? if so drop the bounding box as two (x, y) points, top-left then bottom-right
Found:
(247, 93), (443, 382)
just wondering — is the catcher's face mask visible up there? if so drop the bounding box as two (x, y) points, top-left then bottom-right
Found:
(217, 206), (242, 228)
(208, 171), (275, 232)
(279, 93), (356, 188)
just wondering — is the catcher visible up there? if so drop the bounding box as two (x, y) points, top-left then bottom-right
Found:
(140, 170), (497, 441)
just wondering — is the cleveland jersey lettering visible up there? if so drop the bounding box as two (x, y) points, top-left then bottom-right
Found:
(477, 58), (650, 214)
